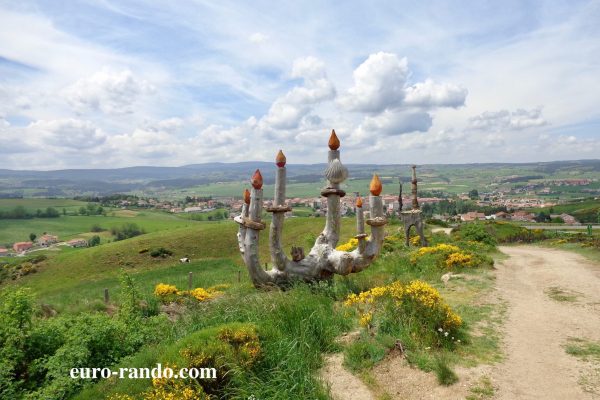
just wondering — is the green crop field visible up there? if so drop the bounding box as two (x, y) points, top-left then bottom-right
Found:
(0, 210), (200, 246)
(0, 198), (90, 212)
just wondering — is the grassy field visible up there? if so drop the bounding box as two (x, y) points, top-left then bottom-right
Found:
(0, 198), (90, 212)
(528, 199), (600, 223)
(1, 218), (570, 399)
(6, 217), (360, 303)
(0, 210), (200, 246)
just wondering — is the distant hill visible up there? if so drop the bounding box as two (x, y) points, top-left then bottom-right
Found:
(0, 159), (598, 197)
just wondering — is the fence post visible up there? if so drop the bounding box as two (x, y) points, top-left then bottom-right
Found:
(104, 288), (109, 304)
(188, 272), (193, 290)
(237, 270), (241, 283)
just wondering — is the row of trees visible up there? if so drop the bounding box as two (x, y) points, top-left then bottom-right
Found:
(0, 206), (61, 219)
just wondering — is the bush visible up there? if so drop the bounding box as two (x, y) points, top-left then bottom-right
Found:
(149, 247), (173, 258)
(0, 276), (169, 400)
(345, 280), (463, 349)
(87, 235), (101, 247)
(111, 223), (145, 241)
(90, 224), (105, 232)
(456, 223), (497, 246)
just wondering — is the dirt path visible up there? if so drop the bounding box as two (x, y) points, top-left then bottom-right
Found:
(432, 227), (453, 235)
(493, 246), (600, 399)
(320, 353), (375, 400)
(369, 246), (600, 399)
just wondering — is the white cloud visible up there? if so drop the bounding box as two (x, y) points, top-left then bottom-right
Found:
(64, 68), (155, 114)
(27, 118), (106, 149)
(404, 79), (467, 108)
(338, 52), (408, 113)
(355, 109), (432, 139)
(249, 32), (269, 44)
(469, 107), (546, 131)
(259, 57), (335, 130)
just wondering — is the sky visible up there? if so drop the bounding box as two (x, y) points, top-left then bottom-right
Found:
(0, 0), (599, 170)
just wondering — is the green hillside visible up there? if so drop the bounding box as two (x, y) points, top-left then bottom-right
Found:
(8, 217), (360, 304)
(0, 209), (199, 245)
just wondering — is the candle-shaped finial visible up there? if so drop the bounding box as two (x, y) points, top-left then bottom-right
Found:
(356, 196), (363, 208)
(328, 129), (340, 150)
(369, 174), (382, 196)
(243, 188), (251, 204)
(251, 169), (263, 189)
(276, 149), (286, 168)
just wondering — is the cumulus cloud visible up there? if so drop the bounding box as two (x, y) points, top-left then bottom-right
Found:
(338, 52), (408, 113)
(404, 79), (467, 108)
(355, 109), (432, 139)
(107, 128), (177, 159)
(27, 118), (106, 149)
(64, 68), (155, 114)
(337, 52), (466, 141)
(259, 56), (335, 130)
(469, 107), (546, 131)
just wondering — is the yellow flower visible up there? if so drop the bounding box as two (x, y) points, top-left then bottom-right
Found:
(445, 252), (473, 268)
(336, 238), (359, 252)
(188, 287), (214, 302)
(410, 235), (422, 246)
(359, 312), (373, 327)
(154, 283), (179, 297)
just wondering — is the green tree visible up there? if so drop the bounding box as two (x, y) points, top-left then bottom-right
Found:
(29, 233), (36, 242)
(468, 189), (479, 200)
(44, 207), (59, 218)
(12, 205), (27, 219)
(78, 206), (87, 216)
(88, 235), (101, 247)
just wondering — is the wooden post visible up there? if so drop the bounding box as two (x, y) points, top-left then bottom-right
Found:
(237, 270), (241, 283)
(104, 288), (109, 304)
(188, 272), (193, 290)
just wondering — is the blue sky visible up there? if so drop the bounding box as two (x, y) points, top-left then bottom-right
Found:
(0, 0), (599, 169)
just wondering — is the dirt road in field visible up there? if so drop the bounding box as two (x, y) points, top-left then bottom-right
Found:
(322, 246), (600, 399)
(493, 246), (600, 399)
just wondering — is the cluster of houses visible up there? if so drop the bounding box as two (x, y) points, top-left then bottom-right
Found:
(458, 211), (579, 224)
(0, 234), (89, 257)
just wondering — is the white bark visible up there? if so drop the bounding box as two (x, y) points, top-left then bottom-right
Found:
(236, 148), (386, 288)
(269, 166), (289, 271)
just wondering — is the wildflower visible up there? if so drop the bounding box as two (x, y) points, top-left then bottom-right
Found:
(336, 238), (359, 252)
(154, 283), (179, 297)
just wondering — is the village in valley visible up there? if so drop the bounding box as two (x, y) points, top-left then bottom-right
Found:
(2, 174), (594, 258)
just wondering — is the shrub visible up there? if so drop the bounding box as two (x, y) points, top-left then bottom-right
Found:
(0, 276), (169, 400)
(90, 224), (105, 232)
(87, 235), (101, 247)
(456, 223), (497, 246)
(345, 280), (463, 348)
(111, 223), (145, 241)
(150, 247), (173, 258)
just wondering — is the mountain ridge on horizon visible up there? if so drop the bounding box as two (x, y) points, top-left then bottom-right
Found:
(1, 159), (598, 198)
(1, 158), (599, 174)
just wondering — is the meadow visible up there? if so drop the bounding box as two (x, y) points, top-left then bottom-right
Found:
(3, 206), (599, 399)
(0, 211), (200, 246)
(1, 210), (515, 400)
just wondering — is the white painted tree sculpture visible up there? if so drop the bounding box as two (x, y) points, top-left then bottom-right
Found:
(234, 130), (388, 287)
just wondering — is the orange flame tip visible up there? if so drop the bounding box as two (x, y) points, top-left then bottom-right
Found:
(251, 169), (263, 190)
(243, 189), (250, 204)
(369, 174), (382, 196)
(275, 149), (286, 167)
(328, 129), (340, 150)
(356, 196), (363, 208)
